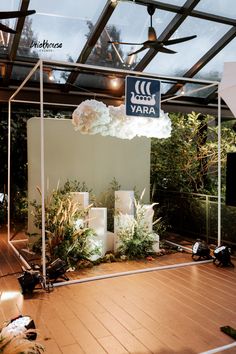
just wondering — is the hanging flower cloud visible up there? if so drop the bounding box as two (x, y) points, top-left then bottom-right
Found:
(72, 99), (172, 140)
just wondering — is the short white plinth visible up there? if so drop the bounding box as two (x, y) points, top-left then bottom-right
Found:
(89, 207), (107, 257)
(89, 208), (107, 238)
(115, 190), (134, 216)
(152, 233), (160, 253)
(114, 214), (135, 253)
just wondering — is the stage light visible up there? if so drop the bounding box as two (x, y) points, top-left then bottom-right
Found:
(110, 77), (120, 89)
(192, 239), (211, 261)
(46, 258), (69, 282)
(17, 268), (42, 295)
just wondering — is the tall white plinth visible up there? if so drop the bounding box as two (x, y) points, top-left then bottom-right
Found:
(70, 192), (89, 209)
(89, 207), (107, 258)
(115, 190), (134, 216)
(114, 214), (135, 253)
(89, 208), (107, 238)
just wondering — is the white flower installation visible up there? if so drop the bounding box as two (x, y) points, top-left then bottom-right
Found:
(72, 99), (172, 140)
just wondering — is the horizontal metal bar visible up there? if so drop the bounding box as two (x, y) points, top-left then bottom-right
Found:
(53, 259), (212, 288)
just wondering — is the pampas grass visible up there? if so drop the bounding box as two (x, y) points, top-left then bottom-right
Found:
(0, 328), (44, 354)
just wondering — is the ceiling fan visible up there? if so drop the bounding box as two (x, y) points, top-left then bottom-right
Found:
(108, 4), (196, 56)
(0, 10), (36, 34)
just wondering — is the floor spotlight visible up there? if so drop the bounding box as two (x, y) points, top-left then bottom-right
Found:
(46, 258), (69, 282)
(17, 267), (42, 295)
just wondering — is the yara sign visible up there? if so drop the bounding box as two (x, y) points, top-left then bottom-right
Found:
(125, 76), (161, 118)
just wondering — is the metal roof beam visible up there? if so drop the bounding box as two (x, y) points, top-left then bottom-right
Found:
(166, 26), (236, 96)
(134, 0), (201, 72)
(64, 0), (118, 90)
(132, 1), (236, 26)
(4, 0), (31, 82)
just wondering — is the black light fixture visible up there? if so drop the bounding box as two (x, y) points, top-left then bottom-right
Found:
(192, 239), (211, 261)
(17, 267), (42, 295)
(46, 258), (69, 282)
(18, 258), (69, 295)
(213, 245), (234, 267)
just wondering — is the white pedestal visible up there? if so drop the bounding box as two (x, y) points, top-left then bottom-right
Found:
(70, 192), (89, 209)
(89, 208), (107, 238)
(142, 204), (154, 232)
(115, 190), (134, 216)
(152, 233), (160, 253)
(88, 207), (107, 258)
(114, 214), (135, 253)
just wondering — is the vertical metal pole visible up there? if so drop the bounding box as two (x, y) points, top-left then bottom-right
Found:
(39, 60), (46, 279)
(7, 100), (11, 242)
(205, 195), (209, 244)
(217, 88), (221, 247)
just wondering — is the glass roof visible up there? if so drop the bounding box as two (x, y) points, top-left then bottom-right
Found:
(195, 0), (236, 19)
(17, 0), (107, 61)
(155, 0), (186, 5)
(194, 38), (236, 81)
(0, 0), (236, 114)
(144, 16), (231, 77)
(0, 0), (20, 55)
(86, 2), (176, 69)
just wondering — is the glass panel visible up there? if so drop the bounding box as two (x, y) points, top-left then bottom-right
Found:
(75, 73), (124, 92)
(86, 2), (176, 69)
(155, 0), (186, 5)
(195, 0), (236, 19)
(11, 65), (68, 84)
(144, 16), (231, 77)
(0, 0), (21, 55)
(17, 0), (107, 61)
(195, 38), (236, 81)
(176, 82), (217, 98)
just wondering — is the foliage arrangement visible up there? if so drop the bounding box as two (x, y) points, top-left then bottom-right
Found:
(31, 184), (98, 266)
(151, 112), (236, 195)
(116, 191), (159, 259)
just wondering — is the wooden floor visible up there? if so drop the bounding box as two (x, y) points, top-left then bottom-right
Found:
(1, 231), (236, 354)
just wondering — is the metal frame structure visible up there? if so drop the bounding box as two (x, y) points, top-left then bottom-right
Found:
(7, 58), (221, 287)
(1, 0), (236, 114)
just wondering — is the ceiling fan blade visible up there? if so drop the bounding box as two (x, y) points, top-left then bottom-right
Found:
(108, 40), (143, 46)
(128, 46), (147, 56)
(157, 46), (177, 54)
(0, 10), (36, 20)
(164, 35), (197, 46)
(0, 22), (16, 34)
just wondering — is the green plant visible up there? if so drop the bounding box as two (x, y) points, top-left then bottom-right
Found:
(98, 178), (121, 231)
(116, 191), (159, 259)
(30, 185), (97, 266)
(151, 112), (236, 195)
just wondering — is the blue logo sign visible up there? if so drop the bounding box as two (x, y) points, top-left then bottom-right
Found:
(125, 76), (161, 118)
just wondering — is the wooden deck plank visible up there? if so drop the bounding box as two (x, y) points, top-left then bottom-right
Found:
(63, 317), (107, 354)
(98, 335), (129, 354)
(1, 230), (236, 353)
(61, 343), (85, 354)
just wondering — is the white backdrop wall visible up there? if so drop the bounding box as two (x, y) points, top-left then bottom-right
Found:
(27, 117), (151, 231)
